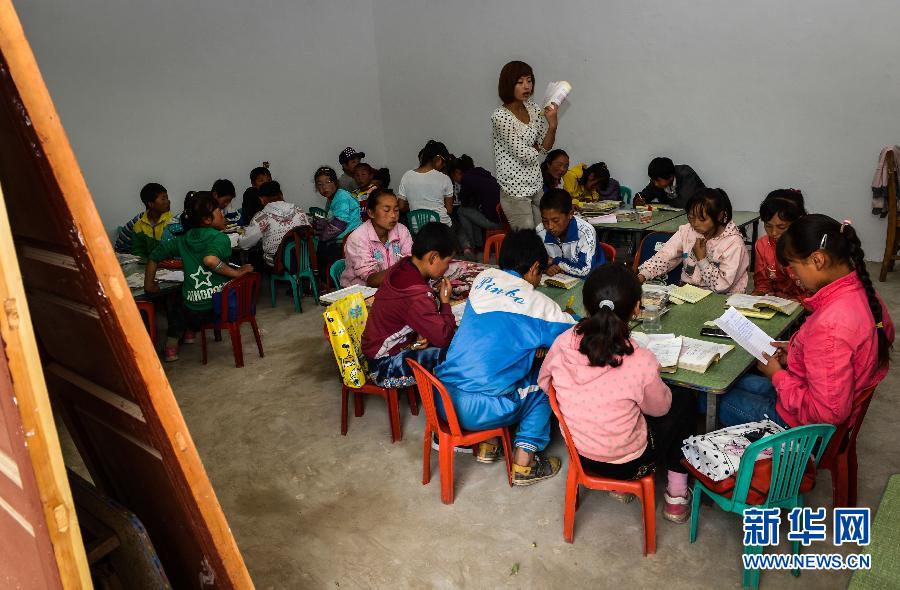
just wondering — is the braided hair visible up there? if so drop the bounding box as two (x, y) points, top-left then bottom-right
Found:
(576, 264), (642, 367)
(777, 213), (890, 367)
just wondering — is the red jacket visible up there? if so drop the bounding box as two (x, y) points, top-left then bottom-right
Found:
(753, 236), (812, 302)
(773, 272), (894, 427)
(361, 257), (456, 359)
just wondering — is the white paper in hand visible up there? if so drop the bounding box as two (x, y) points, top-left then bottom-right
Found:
(543, 81), (572, 109)
(714, 307), (777, 363)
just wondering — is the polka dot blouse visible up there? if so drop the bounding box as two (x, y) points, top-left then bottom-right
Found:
(491, 101), (548, 200)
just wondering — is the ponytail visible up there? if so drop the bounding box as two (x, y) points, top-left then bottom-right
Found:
(576, 264), (642, 367)
(843, 224), (891, 368)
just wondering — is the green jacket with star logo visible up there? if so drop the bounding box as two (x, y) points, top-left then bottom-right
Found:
(150, 226), (232, 311)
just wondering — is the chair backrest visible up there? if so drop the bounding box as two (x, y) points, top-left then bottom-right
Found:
(483, 233), (506, 264)
(407, 359), (465, 437)
(820, 386), (877, 464)
(732, 424), (836, 508)
(633, 231), (680, 284)
(330, 259), (346, 288)
(619, 185), (633, 204)
(496, 203), (511, 231)
(276, 227), (317, 275)
(598, 241), (617, 264)
(546, 384), (587, 480)
(216, 272), (261, 324)
(408, 209), (440, 236)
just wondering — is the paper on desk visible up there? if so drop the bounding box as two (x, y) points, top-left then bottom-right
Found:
(585, 213), (617, 224)
(632, 332), (681, 368)
(543, 81), (572, 109)
(156, 269), (184, 282)
(125, 273), (145, 289)
(714, 307), (777, 363)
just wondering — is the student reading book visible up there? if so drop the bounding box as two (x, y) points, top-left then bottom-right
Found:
(538, 263), (696, 522)
(636, 157), (706, 208)
(753, 189), (812, 301)
(714, 215), (894, 428)
(536, 189), (605, 279)
(562, 162), (621, 203)
(638, 188), (749, 294)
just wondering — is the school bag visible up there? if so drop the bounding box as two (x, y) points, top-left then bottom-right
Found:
(323, 292), (368, 389)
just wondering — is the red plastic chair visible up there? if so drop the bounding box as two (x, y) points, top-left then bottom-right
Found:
(483, 233), (506, 265)
(546, 383), (657, 554)
(483, 203), (509, 243)
(598, 241), (617, 264)
(496, 203), (511, 232)
(321, 323), (418, 443)
(200, 272), (264, 368)
(135, 300), (156, 345)
(407, 359), (512, 504)
(819, 386), (877, 507)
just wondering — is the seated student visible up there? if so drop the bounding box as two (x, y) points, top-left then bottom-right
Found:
(211, 179), (241, 226)
(753, 189), (812, 301)
(541, 149), (569, 191)
(637, 157), (706, 208)
(341, 189), (412, 287)
(449, 154), (502, 257)
(537, 189), (605, 279)
(361, 222), (458, 387)
(238, 180), (311, 268)
(435, 230), (576, 485)
(338, 147), (365, 193)
(716, 214), (895, 428)
(563, 162), (621, 203)
(638, 188), (749, 294)
(539, 264), (696, 521)
(144, 193), (253, 361)
(132, 182), (175, 258)
(352, 163), (390, 210)
(114, 212), (143, 254)
(314, 166), (362, 278)
(240, 164), (272, 225)
(398, 140), (454, 225)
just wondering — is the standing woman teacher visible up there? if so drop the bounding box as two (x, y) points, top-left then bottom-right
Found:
(492, 60), (559, 229)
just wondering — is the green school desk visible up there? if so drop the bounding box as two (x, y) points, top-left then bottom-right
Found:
(589, 209), (686, 262)
(121, 261), (182, 300)
(537, 285), (804, 432)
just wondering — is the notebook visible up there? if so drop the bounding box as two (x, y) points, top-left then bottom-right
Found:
(678, 337), (734, 374)
(320, 285), (378, 306)
(725, 294), (801, 317)
(631, 332), (682, 373)
(540, 274), (580, 289)
(669, 284), (712, 304)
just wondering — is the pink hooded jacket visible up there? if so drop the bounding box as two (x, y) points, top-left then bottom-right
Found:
(638, 221), (749, 294)
(538, 328), (672, 463)
(773, 272), (895, 428)
(340, 220), (413, 287)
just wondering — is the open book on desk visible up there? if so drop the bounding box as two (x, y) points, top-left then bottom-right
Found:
(540, 273), (580, 289)
(669, 284), (712, 304)
(725, 294), (800, 318)
(714, 306), (777, 363)
(632, 332), (733, 374)
(631, 333), (681, 373)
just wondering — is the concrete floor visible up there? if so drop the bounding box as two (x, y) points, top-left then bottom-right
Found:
(160, 264), (900, 590)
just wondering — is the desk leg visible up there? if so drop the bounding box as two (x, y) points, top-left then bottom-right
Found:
(705, 393), (718, 433)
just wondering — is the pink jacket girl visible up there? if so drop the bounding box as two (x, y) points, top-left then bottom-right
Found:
(341, 190), (412, 287)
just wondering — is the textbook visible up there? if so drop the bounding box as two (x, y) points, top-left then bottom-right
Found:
(631, 332), (682, 373)
(540, 273), (580, 289)
(669, 284), (712, 304)
(320, 285), (378, 306)
(678, 337), (734, 374)
(543, 81), (572, 109)
(725, 294), (800, 317)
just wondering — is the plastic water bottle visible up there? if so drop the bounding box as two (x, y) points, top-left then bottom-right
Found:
(643, 304), (662, 333)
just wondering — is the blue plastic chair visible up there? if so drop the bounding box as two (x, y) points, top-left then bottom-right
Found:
(270, 237), (318, 312)
(407, 209), (440, 236)
(330, 259), (346, 289)
(690, 424), (836, 590)
(633, 232), (681, 284)
(619, 185), (633, 204)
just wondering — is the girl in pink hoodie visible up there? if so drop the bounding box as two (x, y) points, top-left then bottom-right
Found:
(718, 214), (895, 428)
(638, 188), (749, 294)
(538, 264), (696, 523)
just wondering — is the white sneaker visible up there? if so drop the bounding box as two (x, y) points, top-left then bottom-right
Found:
(431, 434), (472, 454)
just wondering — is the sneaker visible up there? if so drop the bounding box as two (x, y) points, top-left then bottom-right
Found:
(663, 489), (692, 523)
(512, 454), (561, 486)
(475, 441), (502, 463)
(608, 491), (636, 503)
(182, 330), (196, 344)
(431, 434), (472, 454)
(163, 346), (179, 362)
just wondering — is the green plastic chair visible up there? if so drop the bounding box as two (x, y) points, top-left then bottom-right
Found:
(619, 185), (633, 204)
(407, 209), (440, 236)
(270, 238), (319, 312)
(330, 259), (346, 289)
(690, 424), (836, 590)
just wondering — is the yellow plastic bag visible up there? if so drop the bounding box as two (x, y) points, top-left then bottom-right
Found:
(323, 292), (369, 389)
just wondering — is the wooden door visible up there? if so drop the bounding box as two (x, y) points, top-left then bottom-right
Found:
(0, 1), (253, 587)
